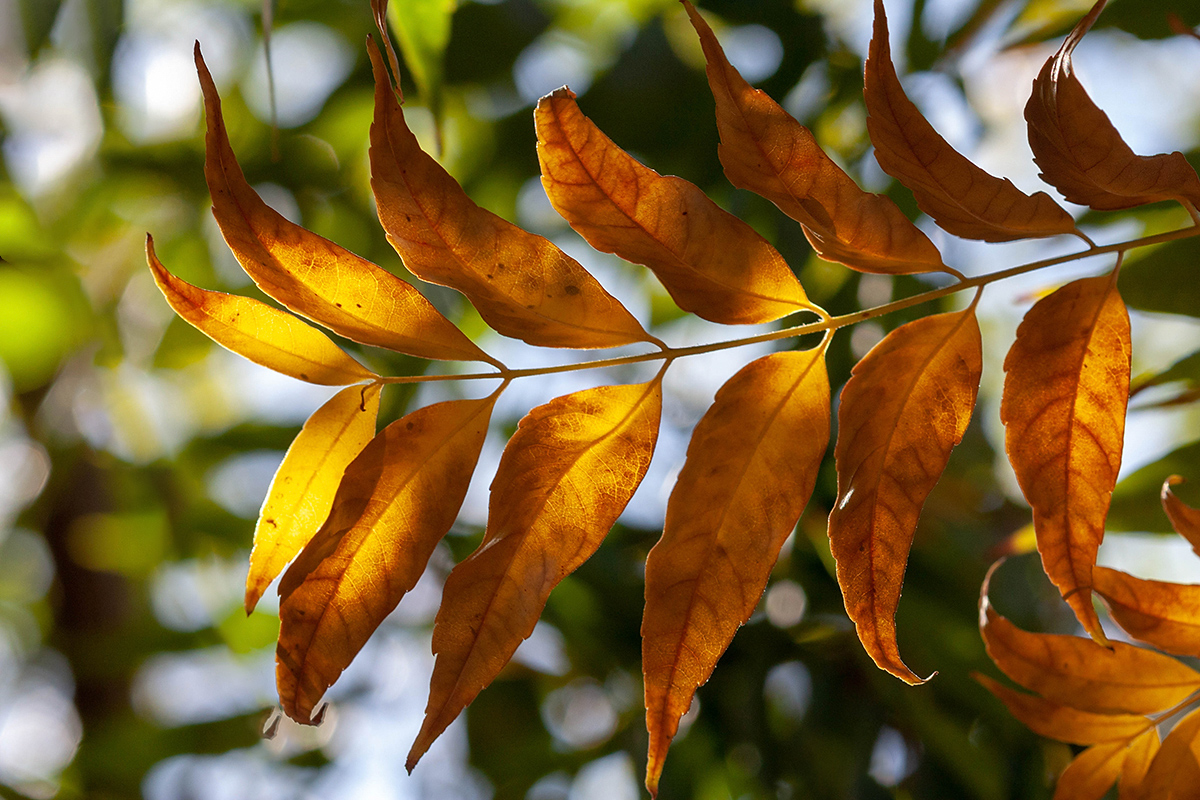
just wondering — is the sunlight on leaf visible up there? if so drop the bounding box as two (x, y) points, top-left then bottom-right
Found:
(974, 673), (1150, 744)
(408, 377), (663, 771)
(829, 306), (982, 684)
(1162, 476), (1200, 556)
(1001, 271), (1130, 643)
(642, 346), (830, 796)
(1052, 738), (1128, 800)
(1094, 566), (1200, 658)
(1118, 728), (1160, 800)
(1135, 706), (1200, 799)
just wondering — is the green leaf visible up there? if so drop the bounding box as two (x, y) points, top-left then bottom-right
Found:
(1109, 440), (1200, 533)
(1131, 348), (1200, 402)
(1118, 238), (1200, 318)
(389, 0), (456, 136)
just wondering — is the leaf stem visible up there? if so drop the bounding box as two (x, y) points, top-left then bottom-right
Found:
(374, 224), (1200, 386)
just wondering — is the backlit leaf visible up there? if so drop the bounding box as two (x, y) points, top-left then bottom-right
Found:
(1025, 0), (1200, 211)
(1001, 271), (1130, 642)
(1052, 739), (1127, 800)
(408, 378), (663, 771)
(1118, 728), (1160, 800)
(1094, 566), (1200, 658)
(829, 307), (982, 683)
(246, 384), (381, 614)
(366, 40), (650, 350)
(1163, 476), (1200, 554)
(275, 393), (497, 723)
(534, 87), (811, 325)
(974, 672), (1150, 745)
(642, 347), (830, 796)
(1136, 706), (1200, 800)
(195, 46), (491, 365)
(980, 580), (1200, 715)
(684, 0), (945, 275)
(865, 0), (1078, 242)
(147, 235), (377, 386)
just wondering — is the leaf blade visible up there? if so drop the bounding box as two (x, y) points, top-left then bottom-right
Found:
(1052, 739), (1127, 800)
(408, 378), (663, 770)
(1094, 566), (1200, 658)
(147, 235), (377, 386)
(275, 393), (496, 723)
(195, 46), (491, 365)
(974, 672), (1150, 745)
(642, 347), (830, 796)
(534, 87), (811, 325)
(1001, 272), (1131, 642)
(1163, 476), (1200, 555)
(683, 0), (945, 275)
(246, 384), (382, 613)
(1135, 706), (1200, 800)
(366, 40), (650, 349)
(829, 307), (982, 683)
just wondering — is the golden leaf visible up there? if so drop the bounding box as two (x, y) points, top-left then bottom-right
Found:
(865, 0), (1078, 242)
(1135, 706), (1200, 800)
(1052, 738), (1129, 800)
(246, 383), (381, 614)
(1118, 728), (1160, 800)
(366, 40), (651, 350)
(1025, 0), (1200, 211)
(642, 347), (830, 796)
(408, 378), (663, 770)
(1001, 271), (1130, 642)
(146, 235), (377, 386)
(1094, 567), (1200, 658)
(683, 0), (945, 275)
(974, 672), (1150, 745)
(195, 46), (491, 365)
(275, 392), (497, 723)
(534, 87), (811, 325)
(1162, 476), (1200, 556)
(829, 307), (982, 683)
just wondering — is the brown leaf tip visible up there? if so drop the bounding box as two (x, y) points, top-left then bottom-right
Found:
(543, 86), (577, 103)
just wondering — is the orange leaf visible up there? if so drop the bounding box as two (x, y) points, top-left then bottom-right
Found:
(1136, 706), (1200, 800)
(683, 0), (945, 275)
(246, 383), (381, 614)
(408, 378), (663, 770)
(864, 0), (1078, 242)
(366, 40), (650, 350)
(534, 87), (811, 325)
(1094, 566), (1200, 658)
(829, 307), (982, 683)
(146, 235), (377, 386)
(1001, 271), (1130, 642)
(974, 672), (1150, 745)
(1025, 0), (1200, 211)
(1162, 476), (1200, 556)
(1052, 738), (1127, 800)
(642, 347), (829, 796)
(195, 47), (491, 365)
(1118, 728), (1160, 800)
(275, 392), (497, 723)
(980, 582), (1200, 715)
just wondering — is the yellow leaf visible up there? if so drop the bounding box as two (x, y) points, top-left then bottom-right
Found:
(534, 87), (812, 325)
(1026, 0), (1200, 211)
(865, 0), (1078, 242)
(829, 307), (982, 683)
(642, 347), (829, 796)
(408, 378), (663, 771)
(683, 0), (945, 275)
(366, 40), (651, 350)
(980, 578), (1200, 715)
(146, 235), (377, 386)
(195, 46), (491, 365)
(275, 392), (497, 723)
(1001, 272), (1130, 642)
(1162, 476), (1200, 556)
(1052, 738), (1127, 800)
(974, 672), (1150, 745)
(1118, 728), (1160, 800)
(1135, 706), (1200, 800)
(245, 384), (381, 614)
(1094, 566), (1200, 658)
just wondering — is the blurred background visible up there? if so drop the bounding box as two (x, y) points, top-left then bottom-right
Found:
(5, 0), (1200, 797)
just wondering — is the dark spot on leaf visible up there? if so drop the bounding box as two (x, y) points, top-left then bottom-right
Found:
(564, 285), (580, 295)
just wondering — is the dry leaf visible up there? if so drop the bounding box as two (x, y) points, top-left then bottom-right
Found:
(195, 46), (491, 365)
(1162, 476), (1200, 556)
(1136, 707), (1200, 800)
(1025, 0), (1200, 211)
(275, 393), (497, 723)
(1052, 738), (1129, 800)
(642, 347), (829, 796)
(147, 235), (377, 386)
(865, 0), (1078, 242)
(1094, 566), (1200, 658)
(683, 0), (945, 275)
(1001, 271), (1130, 642)
(974, 673), (1150, 744)
(408, 378), (663, 770)
(535, 87), (811, 325)
(246, 383), (381, 613)
(829, 307), (982, 683)
(1119, 728), (1161, 800)
(366, 40), (650, 350)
